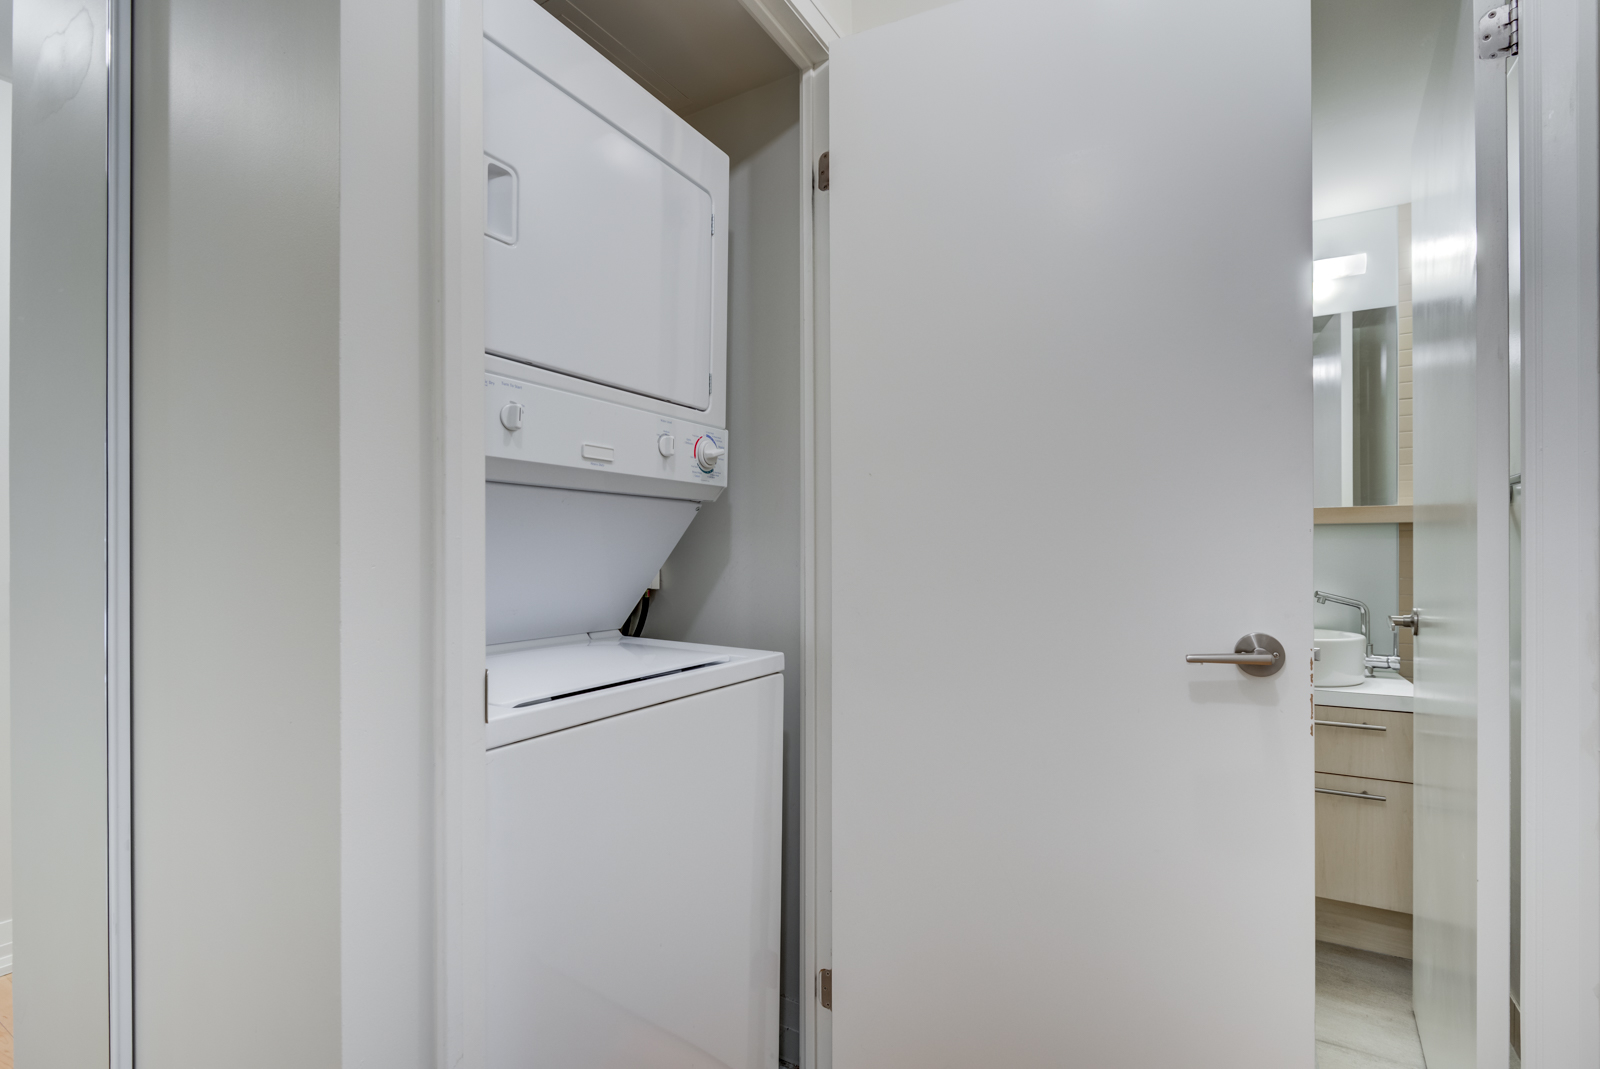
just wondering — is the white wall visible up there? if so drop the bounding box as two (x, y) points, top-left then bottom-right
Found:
(132, 0), (342, 1062)
(130, 1), (452, 1064)
(1313, 206), (1400, 316)
(650, 71), (807, 1063)
(0, 77), (14, 974)
(339, 0), (439, 1063)
(1310, 0), (1452, 220)
(1313, 524), (1401, 655)
(851, 0), (954, 33)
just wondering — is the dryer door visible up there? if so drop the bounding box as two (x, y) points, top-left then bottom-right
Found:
(483, 34), (716, 411)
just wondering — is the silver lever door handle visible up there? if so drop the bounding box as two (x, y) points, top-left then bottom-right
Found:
(1390, 611), (1420, 632)
(1185, 632), (1286, 677)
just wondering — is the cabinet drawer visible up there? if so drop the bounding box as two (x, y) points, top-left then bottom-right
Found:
(1314, 705), (1412, 782)
(1315, 772), (1411, 913)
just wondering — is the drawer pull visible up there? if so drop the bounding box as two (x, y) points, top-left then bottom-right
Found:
(1312, 719), (1387, 731)
(1316, 787), (1387, 802)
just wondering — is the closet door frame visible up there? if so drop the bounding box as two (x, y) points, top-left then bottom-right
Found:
(109, 0), (134, 1057)
(1516, 0), (1600, 1061)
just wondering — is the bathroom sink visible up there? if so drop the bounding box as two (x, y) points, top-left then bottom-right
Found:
(1313, 629), (1366, 687)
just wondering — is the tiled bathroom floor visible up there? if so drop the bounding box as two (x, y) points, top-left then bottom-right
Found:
(1315, 941), (1523, 1068)
(1316, 941), (1425, 1069)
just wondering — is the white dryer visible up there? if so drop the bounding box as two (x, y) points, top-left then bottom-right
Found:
(481, 1), (781, 1067)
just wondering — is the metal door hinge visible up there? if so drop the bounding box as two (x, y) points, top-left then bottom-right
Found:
(1479, 1), (1518, 59)
(817, 151), (829, 191)
(819, 968), (832, 1009)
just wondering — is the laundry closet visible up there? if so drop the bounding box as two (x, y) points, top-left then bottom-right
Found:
(475, 2), (820, 1066)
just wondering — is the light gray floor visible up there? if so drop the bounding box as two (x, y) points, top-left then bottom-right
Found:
(1316, 941), (1426, 1069)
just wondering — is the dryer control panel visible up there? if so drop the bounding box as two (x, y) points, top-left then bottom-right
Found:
(486, 370), (728, 502)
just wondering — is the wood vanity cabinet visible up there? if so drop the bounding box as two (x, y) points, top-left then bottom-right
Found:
(1314, 704), (1413, 914)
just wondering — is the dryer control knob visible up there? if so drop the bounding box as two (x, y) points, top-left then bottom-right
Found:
(499, 401), (524, 432)
(658, 433), (677, 458)
(694, 435), (726, 473)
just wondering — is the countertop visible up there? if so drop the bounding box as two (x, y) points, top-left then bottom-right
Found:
(1313, 673), (1413, 713)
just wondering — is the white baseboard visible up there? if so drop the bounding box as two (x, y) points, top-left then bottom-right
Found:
(0, 917), (14, 975)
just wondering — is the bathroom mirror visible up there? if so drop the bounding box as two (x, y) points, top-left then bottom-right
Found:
(1312, 207), (1403, 509)
(1312, 304), (1401, 507)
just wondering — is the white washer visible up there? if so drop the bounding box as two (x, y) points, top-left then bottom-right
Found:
(487, 634), (783, 1069)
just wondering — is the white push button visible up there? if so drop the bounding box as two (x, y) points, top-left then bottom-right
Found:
(581, 443), (615, 463)
(658, 433), (677, 458)
(499, 401), (524, 432)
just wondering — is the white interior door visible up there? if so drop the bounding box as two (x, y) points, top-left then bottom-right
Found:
(827, 1), (1313, 1064)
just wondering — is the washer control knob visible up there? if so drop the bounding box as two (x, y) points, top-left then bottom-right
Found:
(499, 401), (525, 432)
(693, 435), (726, 473)
(658, 433), (677, 458)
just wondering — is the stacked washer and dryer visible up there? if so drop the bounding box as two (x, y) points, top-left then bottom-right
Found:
(482, 2), (783, 1067)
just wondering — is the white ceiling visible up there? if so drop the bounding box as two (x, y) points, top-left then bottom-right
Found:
(1312, 0), (1456, 220)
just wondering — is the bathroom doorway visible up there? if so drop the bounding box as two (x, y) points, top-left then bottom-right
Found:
(1309, 0), (1521, 1064)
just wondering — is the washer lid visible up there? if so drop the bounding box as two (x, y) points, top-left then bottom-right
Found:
(488, 636), (730, 709)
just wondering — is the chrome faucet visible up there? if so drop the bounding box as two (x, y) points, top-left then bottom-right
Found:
(1314, 590), (1400, 675)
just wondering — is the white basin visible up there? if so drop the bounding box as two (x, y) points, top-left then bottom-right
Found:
(1313, 629), (1367, 687)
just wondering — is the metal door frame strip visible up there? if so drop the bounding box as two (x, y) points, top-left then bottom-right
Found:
(107, 0), (135, 1062)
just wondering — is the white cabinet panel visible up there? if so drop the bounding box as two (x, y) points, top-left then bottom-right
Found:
(487, 674), (783, 1069)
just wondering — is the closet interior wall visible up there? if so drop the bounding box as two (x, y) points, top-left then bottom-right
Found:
(649, 70), (809, 1063)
